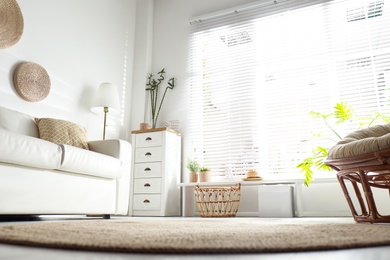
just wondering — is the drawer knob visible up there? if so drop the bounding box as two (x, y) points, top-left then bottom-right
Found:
(144, 167), (151, 171)
(143, 199), (150, 203)
(144, 183), (151, 187)
(145, 137), (152, 141)
(145, 152), (152, 156)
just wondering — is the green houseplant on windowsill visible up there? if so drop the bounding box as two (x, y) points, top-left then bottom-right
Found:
(199, 167), (211, 182)
(296, 102), (390, 186)
(186, 159), (200, 183)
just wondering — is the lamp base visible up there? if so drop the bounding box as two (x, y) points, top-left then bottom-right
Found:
(103, 107), (108, 140)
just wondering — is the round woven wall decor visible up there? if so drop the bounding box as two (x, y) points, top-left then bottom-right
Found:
(13, 62), (51, 102)
(0, 0), (24, 49)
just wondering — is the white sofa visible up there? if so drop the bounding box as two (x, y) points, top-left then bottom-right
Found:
(0, 106), (132, 217)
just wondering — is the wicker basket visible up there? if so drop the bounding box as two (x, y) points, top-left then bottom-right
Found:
(194, 183), (241, 217)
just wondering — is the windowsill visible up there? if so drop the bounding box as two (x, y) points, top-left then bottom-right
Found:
(180, 173), (338, 187)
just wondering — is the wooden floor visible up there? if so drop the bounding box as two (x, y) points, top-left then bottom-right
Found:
(0, 216), (389, 260)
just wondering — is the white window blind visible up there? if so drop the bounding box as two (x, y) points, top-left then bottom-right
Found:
(189, 0), (390, 178)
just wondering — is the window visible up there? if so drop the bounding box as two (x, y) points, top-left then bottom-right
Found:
(189, 0), (390, 178)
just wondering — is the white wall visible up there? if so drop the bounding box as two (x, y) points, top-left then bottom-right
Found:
(130, 0), (154, 133)
(0, 0), (137, 140)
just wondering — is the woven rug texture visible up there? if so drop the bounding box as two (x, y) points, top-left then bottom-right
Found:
(0, 219), (389, 254)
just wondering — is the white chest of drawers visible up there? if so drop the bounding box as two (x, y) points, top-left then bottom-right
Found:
(130, 128), (181, 216)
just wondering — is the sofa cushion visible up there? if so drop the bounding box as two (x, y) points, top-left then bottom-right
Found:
(59, 144), (122, 179)
(0, 128), (62, 169)
(35, 118), (89, 150)
(0, 106), (38, 137)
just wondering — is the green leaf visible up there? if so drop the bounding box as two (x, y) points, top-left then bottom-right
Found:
(309, 111), (329, 119)
(296, 157), (315, 186)
(375, 112), (390, 124)
(334, 102), (352, 123)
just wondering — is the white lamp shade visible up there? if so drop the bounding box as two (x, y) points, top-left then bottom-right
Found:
(91, 83), (120, 114)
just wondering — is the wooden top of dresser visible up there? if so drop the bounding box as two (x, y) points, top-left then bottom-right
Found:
(131, 127), (181, 136)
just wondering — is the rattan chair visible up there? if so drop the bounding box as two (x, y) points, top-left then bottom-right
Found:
(324, 123), (390, 223)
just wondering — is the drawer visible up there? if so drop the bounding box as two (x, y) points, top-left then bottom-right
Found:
(135, 147), (162, 163)
(134, 178), (161, 193)
(134, 162), (162, 178)
(136, 132), (162, 147)
(133, 194), (161, 210)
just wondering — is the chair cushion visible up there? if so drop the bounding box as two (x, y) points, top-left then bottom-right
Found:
(327, 123), (390, 159)
(35, 118), (89, 150)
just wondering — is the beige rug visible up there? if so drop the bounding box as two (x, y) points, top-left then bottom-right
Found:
(0, 219), (389, 254)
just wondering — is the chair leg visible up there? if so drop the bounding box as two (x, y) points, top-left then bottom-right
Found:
(351, 180), (368, 216)
(337, 174), (360, 219)
(337, 171), (380, 223)
(358, 170), (380, 222)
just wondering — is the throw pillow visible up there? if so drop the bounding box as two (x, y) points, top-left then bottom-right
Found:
(35, 118), (89, 150)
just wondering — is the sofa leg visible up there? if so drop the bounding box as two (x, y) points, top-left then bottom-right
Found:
(86, 214), (110, 219)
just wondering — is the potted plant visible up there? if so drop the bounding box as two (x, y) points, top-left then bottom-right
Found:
(145, 68), (176, 128)
(186, 159), (200, 182)
(296, 102), (389, 186)
(199, 167), (211, 182)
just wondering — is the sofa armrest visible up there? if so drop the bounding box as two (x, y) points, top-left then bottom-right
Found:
(88, 139), (130, 160)
(88, 139), (132, 215)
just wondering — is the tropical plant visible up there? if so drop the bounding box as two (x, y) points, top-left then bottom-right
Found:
(297, 102), (390, 186)
(146, 68), (176, 128)
(186, 159), (200, 172)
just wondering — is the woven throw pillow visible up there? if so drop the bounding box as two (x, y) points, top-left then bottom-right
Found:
(35, 118), (89, 150)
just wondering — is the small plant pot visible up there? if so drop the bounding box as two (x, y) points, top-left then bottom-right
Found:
(199, 171), (211, 182)
(189, 172), (199, 182)
(140, 122), (151, 130)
